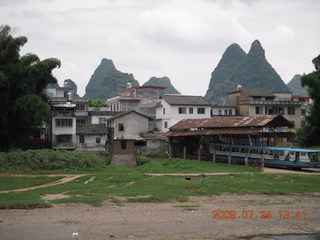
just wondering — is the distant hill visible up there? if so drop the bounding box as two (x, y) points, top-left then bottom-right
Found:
(205, 40), (290, 104)
(287, 74), (309, 97)
(64, 79), (79, 98)
(84, 58), (139, 100)
(143, 76), (181, 94)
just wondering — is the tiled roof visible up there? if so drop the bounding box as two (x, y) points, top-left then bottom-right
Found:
(161, 95), (210, 106)
(169, 115), (291, 130)
(107, 110), (152, 121)
(76, 124), (107, 135)
(165, 129), (261, 137)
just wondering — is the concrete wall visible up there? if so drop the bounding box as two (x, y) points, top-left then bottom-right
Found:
(51, 117), (76, 149)
(76, 135), (107, 149)
(156, 98), (211, 132)
(112, 112), (149, 139)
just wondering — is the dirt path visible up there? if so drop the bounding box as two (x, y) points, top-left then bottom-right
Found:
(0, 174), (89, 193)
(0, 194), (319, 240)
(1, 167), (319, 194)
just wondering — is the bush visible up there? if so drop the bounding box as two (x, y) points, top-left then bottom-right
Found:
(0, 149), (105, 170)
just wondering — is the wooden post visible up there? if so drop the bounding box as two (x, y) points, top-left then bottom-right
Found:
(168, 138), (172, 158)
(261, 154), (264, 169)
(198, 147), (201, 161)
(183, 146), (187, 159)
(212, 147), (216, 163)
(245, 153), (248, 166)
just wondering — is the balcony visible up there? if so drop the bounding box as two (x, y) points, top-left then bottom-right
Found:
(240, 100), (302, 106)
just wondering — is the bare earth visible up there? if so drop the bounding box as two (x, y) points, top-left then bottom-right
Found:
(0, 169), (319, 240)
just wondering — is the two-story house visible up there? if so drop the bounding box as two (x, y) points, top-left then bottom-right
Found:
(156, 95), (211, 132)
(228, 87), (302, 129)
(106, 85), (166, 119)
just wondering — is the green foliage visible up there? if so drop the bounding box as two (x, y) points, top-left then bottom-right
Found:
(88, 99), (106, 107)
(143, 76), (181, 94)
(0, 25), (60, 150)
(135, 157), (261, 173)
(84, 58), (139, 100)
(0, 149), (105, 171)
(297, 55), (320, 147)
(205, 40), (289, 104)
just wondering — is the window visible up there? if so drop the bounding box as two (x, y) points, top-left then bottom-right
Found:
(99, 118), (106, 124)
(288, 107), (295, 115)
(79, 135), (85, 143)
(224, 109), (228, 115)
(178, 107), (186, 114)
(76, 104), (85, 111)
(290, 121), (295, 128)
(218, 110), (222, 115)
(228, 109), (233, 115)
(255, 106), (262, 114)
(301, 109), (306, 116)
(118, 123), (124, 131)
(164, 121), (168, 129)
(77, 119), (86, 125)
(121, 140), (127, 149)
(56, 119), (73, 127)
(189, 107), (193, 114)
(163, 108), (165, 115)
(96, 137), (101, 144)
(56, 135), (72, 143)
(253, 96), (261, 101)
(197, 108), (205, 114)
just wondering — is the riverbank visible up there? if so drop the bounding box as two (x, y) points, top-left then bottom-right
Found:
(1, 193), (319, 240)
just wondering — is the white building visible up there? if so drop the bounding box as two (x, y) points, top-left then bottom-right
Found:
(156, 95), (211, 132)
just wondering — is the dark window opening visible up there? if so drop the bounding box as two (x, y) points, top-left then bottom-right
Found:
(121, 140), (127, 149)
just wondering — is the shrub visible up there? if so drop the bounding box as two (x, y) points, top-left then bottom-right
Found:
(0, 149), (105, 170)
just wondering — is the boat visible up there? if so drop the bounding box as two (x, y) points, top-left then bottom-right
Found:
(208, 143), (320, 169)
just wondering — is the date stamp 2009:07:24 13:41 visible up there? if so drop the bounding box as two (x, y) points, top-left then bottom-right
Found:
(212, 210), (307, 220)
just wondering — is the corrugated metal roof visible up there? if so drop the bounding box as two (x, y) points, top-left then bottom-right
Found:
(161, 95), (210, 106)
(170, 115), (289, 130)
(165, 129), (261, 137)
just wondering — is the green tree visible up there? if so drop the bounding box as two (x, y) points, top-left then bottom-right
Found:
(0, 25), (60, 150)
(88, 99), (106, 107)
(297, 55), (320, 147)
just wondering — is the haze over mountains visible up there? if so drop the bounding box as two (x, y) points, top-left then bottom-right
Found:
(83, 59), (181, 99)
(84, 58), (139, 100)
(287, 74), (308, 97)
(205, 40), (291, 104)
(52, 40), (308, 102)
(143, 77), (181, 94)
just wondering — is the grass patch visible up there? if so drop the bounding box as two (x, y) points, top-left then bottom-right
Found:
(135, 157), (261, 173)
(0, 176), (62, 191)
(0, 157), (319, 209)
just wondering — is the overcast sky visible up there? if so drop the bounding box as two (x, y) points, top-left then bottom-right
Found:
(2, 0), (319, 97)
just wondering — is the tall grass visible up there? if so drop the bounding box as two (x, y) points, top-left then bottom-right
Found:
(0, 149), (106, 171)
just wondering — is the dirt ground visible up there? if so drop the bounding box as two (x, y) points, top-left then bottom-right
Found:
(1, 168), (319, 240)
(0, 193), (319, 240)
